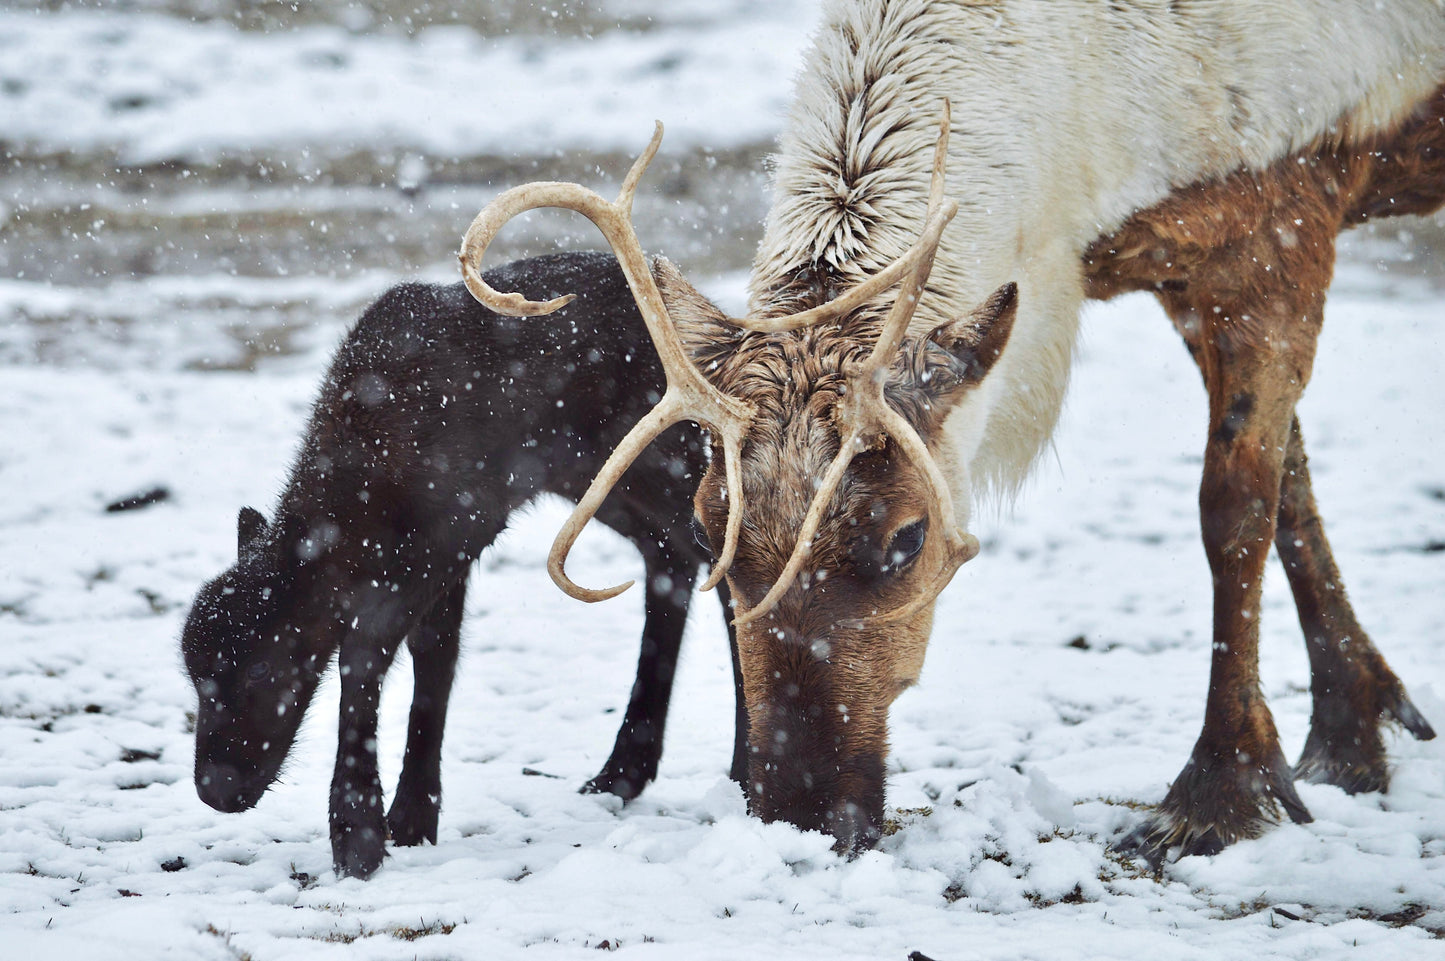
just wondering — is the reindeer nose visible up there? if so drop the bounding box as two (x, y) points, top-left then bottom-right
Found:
(196, 763), (253, 812)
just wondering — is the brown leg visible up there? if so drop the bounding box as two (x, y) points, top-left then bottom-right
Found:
(1123, 277), (1322, 862)
(1163, 314), (1435, 795)
(1277, 419), (1436, 791)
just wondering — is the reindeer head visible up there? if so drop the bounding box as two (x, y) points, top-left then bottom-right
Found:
(458, 105), (1017, 851)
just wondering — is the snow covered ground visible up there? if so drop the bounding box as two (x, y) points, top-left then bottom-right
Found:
(2, 3), (1443, 959)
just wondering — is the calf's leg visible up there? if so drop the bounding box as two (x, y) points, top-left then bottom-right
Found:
(583, 544), (696, 800)
(331, 624), (403, 878)
(388, 576), (467, 845)
(718, 578), (749, 786)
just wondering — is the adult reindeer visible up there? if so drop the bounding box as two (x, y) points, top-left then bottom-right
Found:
(460, 0), (1444, 862)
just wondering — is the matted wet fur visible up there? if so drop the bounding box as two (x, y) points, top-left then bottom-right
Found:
(461, 0), (1443, 860)
(181, 252), (745, 879)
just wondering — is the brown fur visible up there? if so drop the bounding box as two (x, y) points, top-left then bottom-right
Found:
(662, 265), (1014, 848)
(655, 75), (1444, 858)
(1085, 84), (1444, 858)
(690, 326), (933, 844)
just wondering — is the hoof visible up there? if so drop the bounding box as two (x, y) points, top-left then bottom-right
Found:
(580, 770), (644, 801)
(386, 789), (440, 847)
(331, 822), (386, 879)
(1296, 681), (1435, 794)
(1114, 813), (1227, 868)
(581, 753), (654, 802)
(1388, 689), (1437, 742)
(1117, 743), (1311, 867)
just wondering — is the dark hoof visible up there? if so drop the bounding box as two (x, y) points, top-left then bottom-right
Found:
(1386, 689), (1436, 742)
(580, 760), (651, 802)
(331, 822), (386, 879)
(1114, 816), (1225, 869)
(826, 803), (882, 858)
(1118, 746), (1312, 866)
(1296, 683), (1435, 794)
(386, 790), (439, 847)
(1294, 743), (1388, 795)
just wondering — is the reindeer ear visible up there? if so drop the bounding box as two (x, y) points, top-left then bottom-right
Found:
(927, 282), (1018, 390)
(649, 256), (736, 373)
(888, 282), (1018, 432)
(911, 281), (1018, 393)
(237, 506), (268, 553)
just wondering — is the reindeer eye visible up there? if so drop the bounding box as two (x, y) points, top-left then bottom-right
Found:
(245, 661), (270, 683)
(884, 519), (928, 573)
(690, 516), (714, 557)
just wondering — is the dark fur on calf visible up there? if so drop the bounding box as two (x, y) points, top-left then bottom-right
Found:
(181, 251), (745, 879)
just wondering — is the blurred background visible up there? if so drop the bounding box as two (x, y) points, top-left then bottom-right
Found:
(1, 0), (809, 373)
(3, 0), (1440, 376)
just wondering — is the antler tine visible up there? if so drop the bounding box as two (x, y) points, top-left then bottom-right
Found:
(548, 393), (686, 601)
(458, 122), (665, 317)
(732, 424), (868, 626)
(731, 102), (969, 627)
(848, 402), (979, 627)
(699, 423), (749, 593)
(863, 100), (953, 365)
(731, 253), (923, 335)
(616, 121), (663, 218)
(459, 182), (580, 317)
(458, 122), (755, 601)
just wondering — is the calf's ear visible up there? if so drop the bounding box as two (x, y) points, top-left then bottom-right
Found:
(237, 506), (268, 553)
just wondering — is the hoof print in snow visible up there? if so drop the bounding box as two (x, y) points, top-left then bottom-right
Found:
(120, 747), (162, 763)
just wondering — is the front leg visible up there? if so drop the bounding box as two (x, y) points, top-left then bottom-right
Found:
(1125, 286), (1321, 862)
(388, 577), (466, 846)
(583, 546), (694, 800)
(331, 634), (398, 878)
(719, 579), (749, 786)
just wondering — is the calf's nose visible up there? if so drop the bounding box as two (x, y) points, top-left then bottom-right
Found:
(196, 763), (253, 812)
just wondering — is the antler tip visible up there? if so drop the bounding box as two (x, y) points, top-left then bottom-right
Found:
(555, 577), (635, 603)
(698, 565), (728, 593)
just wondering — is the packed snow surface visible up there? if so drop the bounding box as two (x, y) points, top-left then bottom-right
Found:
(2, 2), (1443, 960)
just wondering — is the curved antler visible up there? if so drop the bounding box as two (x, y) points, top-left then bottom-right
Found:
(459, 103), (978, 626)
(734, 102), (976, 627)
(458, 124), (755, 601)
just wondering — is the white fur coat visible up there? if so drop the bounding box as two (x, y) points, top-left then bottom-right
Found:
(746, 0), (1445, 509)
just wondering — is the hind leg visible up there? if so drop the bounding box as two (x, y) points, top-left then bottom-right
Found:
(1276, 419), (1436, 791)
(387, 576), (467, 846)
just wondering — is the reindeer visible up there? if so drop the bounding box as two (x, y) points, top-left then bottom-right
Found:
(182, 252), (745, 878)
(457, 0), (1444, 862)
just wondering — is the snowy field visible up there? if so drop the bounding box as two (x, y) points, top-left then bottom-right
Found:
(2, 2), (1443, 959)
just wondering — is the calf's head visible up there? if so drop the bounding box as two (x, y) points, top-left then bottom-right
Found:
(181, 508), (343, 812)
(457, 105), (1017, 850)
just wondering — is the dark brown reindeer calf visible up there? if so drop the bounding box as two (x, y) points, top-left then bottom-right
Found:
(181, 251), (743, 878)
